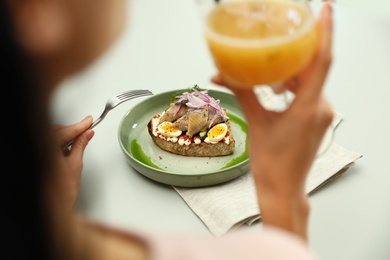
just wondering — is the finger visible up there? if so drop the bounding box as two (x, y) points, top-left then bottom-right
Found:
(229, 87), (268, 122)
(211, 73), (228, 87)
(68, 129), (95, 161)
(211, 73), (268, 119)
(57, 116), (93, 146)
(318, 94), (335, 133)
(211, 73), (251, 89)
(282, 77), (300, 93)
(294, 2), (333, 104)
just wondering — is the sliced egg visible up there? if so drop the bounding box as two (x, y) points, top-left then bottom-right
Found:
(157, 122), (182, 137)
(207, 123), (228, 143)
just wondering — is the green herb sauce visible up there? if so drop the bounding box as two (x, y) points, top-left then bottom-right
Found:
(131, 139), (162, 169)
(222, 112), (249, 169)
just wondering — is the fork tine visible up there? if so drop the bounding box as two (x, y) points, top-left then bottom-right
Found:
(117, 89), (153, 100)
(121, 90), (152, 97)
(112, 91), (153, 113)
(118, 91), (152, 100)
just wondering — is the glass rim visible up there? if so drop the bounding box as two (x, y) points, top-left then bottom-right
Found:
(202, 0), (316, 48)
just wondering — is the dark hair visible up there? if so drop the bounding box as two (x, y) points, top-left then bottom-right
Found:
(1, 2), (55, 259)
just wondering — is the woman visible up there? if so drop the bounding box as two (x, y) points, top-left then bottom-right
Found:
(1, 0), (333, 259)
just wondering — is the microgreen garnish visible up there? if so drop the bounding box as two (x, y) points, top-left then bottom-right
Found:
(169, 84), (206, 104)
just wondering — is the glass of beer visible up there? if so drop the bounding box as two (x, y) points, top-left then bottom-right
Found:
(198, 0), (318, 94)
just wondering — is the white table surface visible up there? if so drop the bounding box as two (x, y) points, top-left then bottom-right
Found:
(51, 1), (390, 259)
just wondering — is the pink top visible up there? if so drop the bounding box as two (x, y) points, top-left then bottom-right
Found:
(144, 226), (318, 260)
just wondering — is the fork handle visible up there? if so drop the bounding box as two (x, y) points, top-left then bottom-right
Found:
(89, 116), (104, 129)
(62, 140), (75, 151)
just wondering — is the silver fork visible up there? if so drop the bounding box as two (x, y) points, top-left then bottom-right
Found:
(63, 89), (153, 151)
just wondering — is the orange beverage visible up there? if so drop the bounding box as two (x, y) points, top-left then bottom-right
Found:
(205, 0), (318, 88)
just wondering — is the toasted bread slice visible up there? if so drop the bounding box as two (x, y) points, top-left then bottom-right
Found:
(147, 119), (235, 157)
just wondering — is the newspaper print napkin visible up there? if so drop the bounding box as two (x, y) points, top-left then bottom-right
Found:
(174, 87), (363, 237)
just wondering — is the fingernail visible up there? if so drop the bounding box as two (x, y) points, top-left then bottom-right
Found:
(328, 3), (333, 14)
(86, 130), (95, 141)
(324, 1), (333, 14)
(83, 115), (93, 121)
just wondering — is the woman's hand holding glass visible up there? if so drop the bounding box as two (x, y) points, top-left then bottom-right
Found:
(210, 1), (334, 240)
